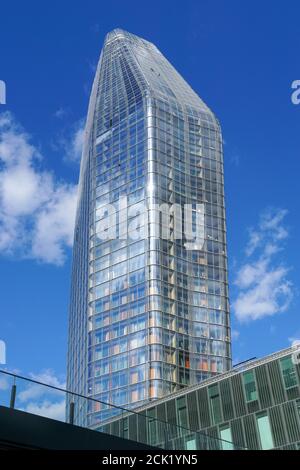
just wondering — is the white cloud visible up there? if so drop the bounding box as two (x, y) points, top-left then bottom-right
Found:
(230, 154), (240, 166)
(0, 375), (9, 390)
(233, 208), (293, 322)
(63, 120), (85, 163)
(30, 369), (66, 388)
(31, 185), (78, 265)
(245, 209), (288, 256)
(18, 369), (65, 402)
(54, 107), (68, 119)
(288, 336), (300, 347)
(234, 267), (292, 321)
(24, 400), (65, 421)
(231, 329), (240, 340)
(18, 369), (66, 421)
(0, 112), (78, 265)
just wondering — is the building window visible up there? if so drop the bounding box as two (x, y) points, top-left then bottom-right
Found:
(122, 417), (129, 439)
(208, 384), (222, 424)
(280, 356), (298, 389)
(147, 409), (157, 445)
(220, 425), (234, 450)
(256, 413), (274, 450)
(176, 397), (188, 429)
(242, 370), (258, 402)
(296, 399), (300, 421)
(186, 437), (196, 450)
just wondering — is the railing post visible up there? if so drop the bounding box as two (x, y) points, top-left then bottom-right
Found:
(121, 411), (124, 439)
(164, 425), (168, 450)
(69, 399), (75, 425)
(10, 383), (16, 409)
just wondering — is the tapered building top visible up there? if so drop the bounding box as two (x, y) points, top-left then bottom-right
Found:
(102, 28), (213, 114)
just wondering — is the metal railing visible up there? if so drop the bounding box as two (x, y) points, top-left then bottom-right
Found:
(0, 369), (245, 450)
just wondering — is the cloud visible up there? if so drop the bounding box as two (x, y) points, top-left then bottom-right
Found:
(31, 185), (78, 265)
(62, 120), (85, 163)
(245, 209), (288, 257)
(0, 112), (78, 265)
(288, 336), (300, 347)
(54, 107), (68, 119)
(18, 369), (66, 421)
(289, 337), (300, 346)
(231, 329), (240, 340)
(0, 375), (9, 391)
(232, 208), (293, 322)
(230, 154), (240, 166)
(24, 400), (65, 421)
(18, 369), (66, 402)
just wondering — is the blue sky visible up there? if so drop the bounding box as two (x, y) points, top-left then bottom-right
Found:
(0, 0), (299, 413)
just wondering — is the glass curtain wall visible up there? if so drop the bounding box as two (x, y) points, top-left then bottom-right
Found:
(67, 29), (231, 426)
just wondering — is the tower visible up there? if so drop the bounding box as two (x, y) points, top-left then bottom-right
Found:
(67, 29), (231, 426)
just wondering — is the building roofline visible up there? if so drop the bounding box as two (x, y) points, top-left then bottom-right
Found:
(129, 346), (297, 413)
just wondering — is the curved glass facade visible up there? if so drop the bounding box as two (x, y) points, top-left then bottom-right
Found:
(67, 29), (231, 426)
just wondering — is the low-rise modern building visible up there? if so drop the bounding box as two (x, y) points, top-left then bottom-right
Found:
(96, 346), (300, 450)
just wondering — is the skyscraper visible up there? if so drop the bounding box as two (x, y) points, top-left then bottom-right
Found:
(67, 29), (231, 426)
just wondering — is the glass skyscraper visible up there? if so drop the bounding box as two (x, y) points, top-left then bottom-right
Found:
(67, 29), (231, 426)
